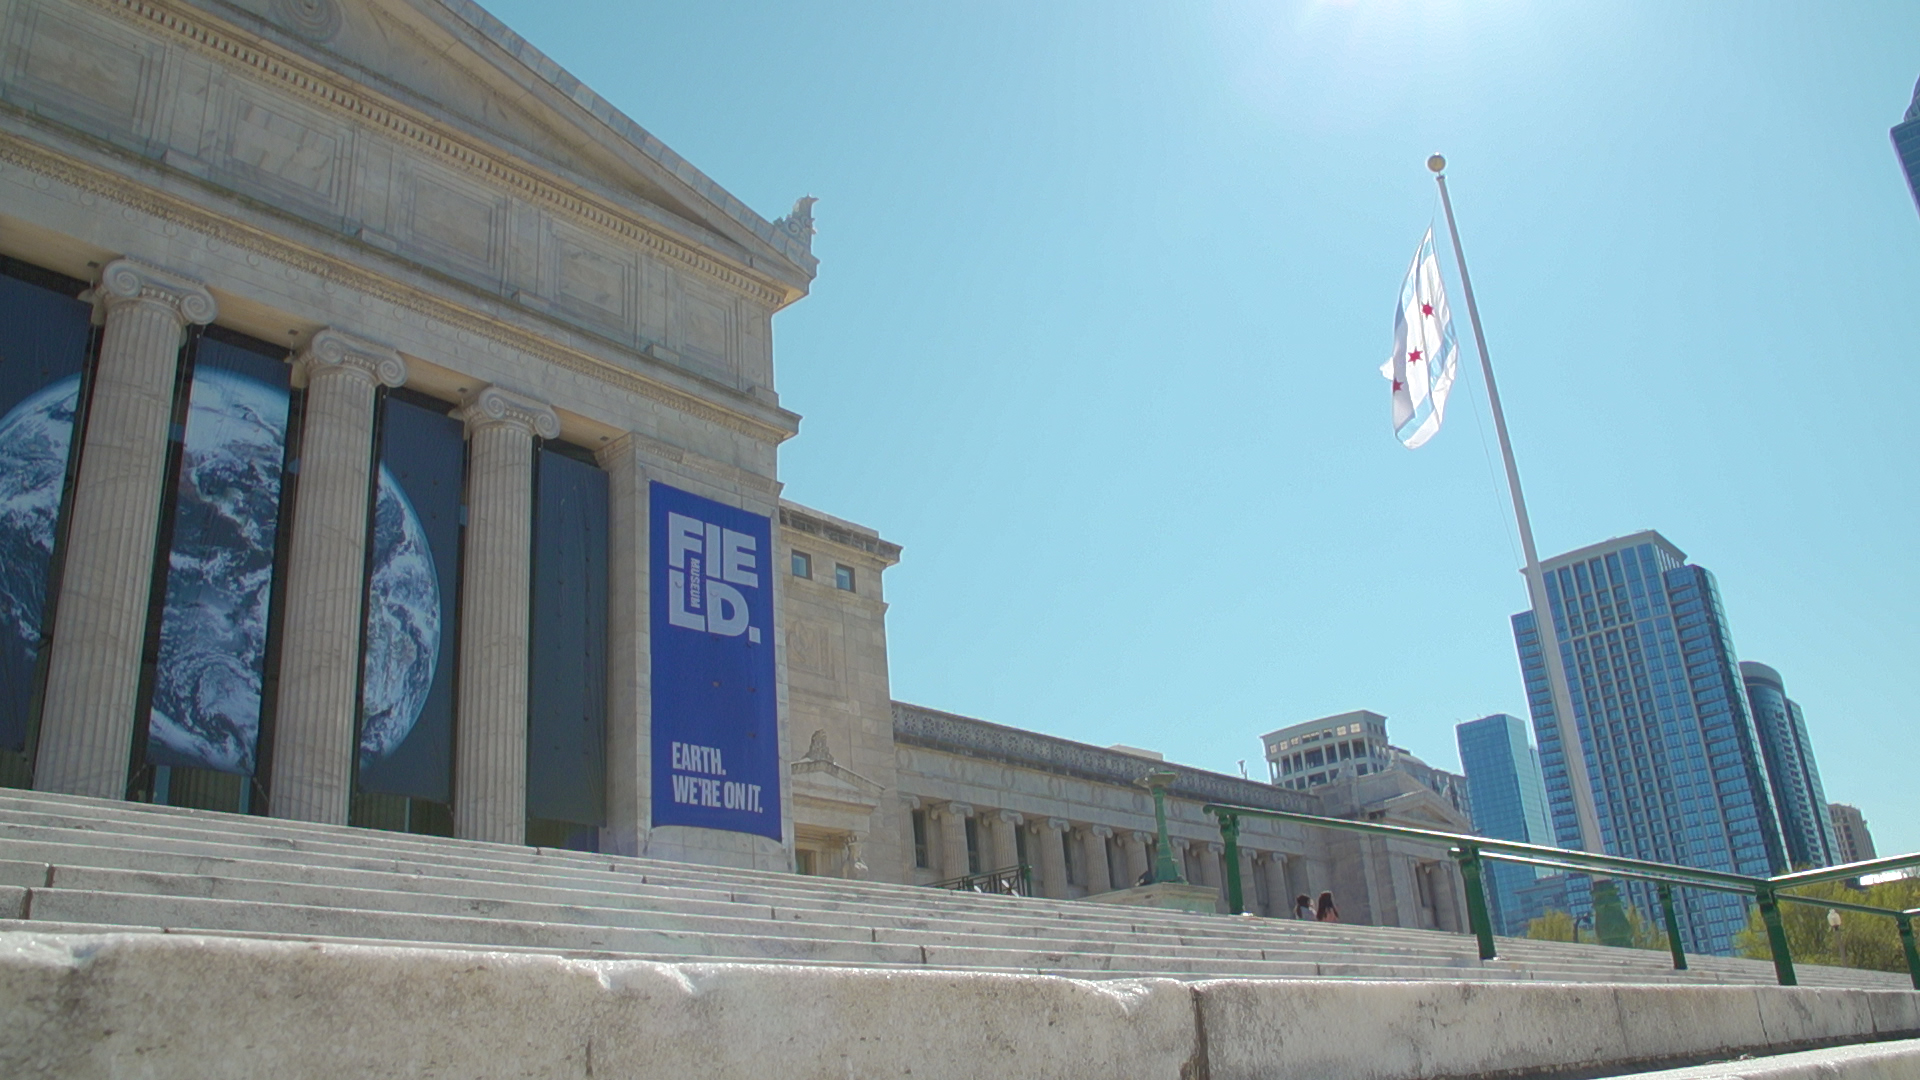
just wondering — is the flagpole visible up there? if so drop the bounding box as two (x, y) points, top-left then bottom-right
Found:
(1427, 154), (1604, 856)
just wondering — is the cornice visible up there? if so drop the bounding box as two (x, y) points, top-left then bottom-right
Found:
(779, 505), (902, 565)
(76, 0), (802, 309)
(0, 127), (799, 445)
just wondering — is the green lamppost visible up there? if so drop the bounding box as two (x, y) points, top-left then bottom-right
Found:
(1138, 769), (1184, 884)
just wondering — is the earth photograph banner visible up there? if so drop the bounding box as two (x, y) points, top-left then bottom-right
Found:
(0, 270), (92, 758)
(142, 333), (294, 777)
(355, 392), (464, 805)
(649, 481), (780, 840)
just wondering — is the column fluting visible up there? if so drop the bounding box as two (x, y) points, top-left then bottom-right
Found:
(268, 330), (406, 824)
(34, 259), (215, 798)
(1038, 818), (1070, 898)
(451, 385), (557, 845)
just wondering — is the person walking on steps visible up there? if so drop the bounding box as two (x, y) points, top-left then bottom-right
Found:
(1293, 894), (1314, 920)
(1316, 891), (1340, 923)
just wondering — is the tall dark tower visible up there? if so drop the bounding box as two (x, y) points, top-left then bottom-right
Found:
(1893, 78), (1920, 216)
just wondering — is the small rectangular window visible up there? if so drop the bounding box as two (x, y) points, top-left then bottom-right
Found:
(791, 550), (812, 579)
(835, 564), (855, 591)
(911, 808), (929, 868)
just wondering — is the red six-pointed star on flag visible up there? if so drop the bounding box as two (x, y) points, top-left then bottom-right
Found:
(1408, 349), (1423, 363)
(1392, 380), (1404, 392)
(1422, 303), (1433, 316)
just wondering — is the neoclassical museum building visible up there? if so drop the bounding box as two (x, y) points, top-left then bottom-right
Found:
(0, 0), (1471, 932)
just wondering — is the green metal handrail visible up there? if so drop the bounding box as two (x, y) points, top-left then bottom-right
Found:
(1202, 802), (1920, 989)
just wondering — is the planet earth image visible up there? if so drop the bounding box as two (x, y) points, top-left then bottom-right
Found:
(0, 371), (440, 774)
(0, 378), (81, 680)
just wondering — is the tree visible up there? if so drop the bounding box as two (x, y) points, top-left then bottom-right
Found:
(1528, 909), (1580, 943)
(1734, 876), (1920, 974)
(1526, 906), (1669, 951)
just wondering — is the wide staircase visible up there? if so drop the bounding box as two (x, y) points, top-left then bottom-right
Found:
(0, 785), (1906, 987)
(3, 786), (1917, 1080)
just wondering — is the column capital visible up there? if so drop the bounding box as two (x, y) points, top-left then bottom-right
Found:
(941, 801), (974, 818)
(1045, 817), (1070, 833)
(95, 257), (216, 326)
(297, 328), (406, 388)
(995, 809), (1024, 825)
(1207, 842), (1224, 855)
(1090, 824), (1113, 839)
(899, 795), (922, 810)
(453, 384), (560, 440)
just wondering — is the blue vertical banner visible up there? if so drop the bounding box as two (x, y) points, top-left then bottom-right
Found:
(649, 481), (779, 839)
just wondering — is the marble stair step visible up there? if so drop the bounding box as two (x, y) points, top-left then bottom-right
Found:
(2, 790), (1905, 991)
(21, 888), (931, 965)
(32, 865), (1540, 970)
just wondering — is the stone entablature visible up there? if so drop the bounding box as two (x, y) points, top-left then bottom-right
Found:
(893, 703), (1321, 816)
(0, 0), (806, 424)
(779, 504), (903, 565)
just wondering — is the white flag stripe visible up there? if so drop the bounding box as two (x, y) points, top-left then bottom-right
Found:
(1380, 228), (1459, 449)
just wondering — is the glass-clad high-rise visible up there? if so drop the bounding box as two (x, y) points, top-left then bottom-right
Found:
(1739, 662), (1835, 869)
(1512, 531), (1787, 955)
(1455, 713), (1557, 936)
(1893, 78), (1920, 218)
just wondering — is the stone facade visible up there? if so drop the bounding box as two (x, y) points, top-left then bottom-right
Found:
(0, 0), (1472, 933)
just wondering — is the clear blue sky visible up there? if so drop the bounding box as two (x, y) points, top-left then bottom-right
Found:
(484, 0), (1920, 856)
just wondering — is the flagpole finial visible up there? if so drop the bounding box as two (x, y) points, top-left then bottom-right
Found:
(1427, 154), (1446, 174)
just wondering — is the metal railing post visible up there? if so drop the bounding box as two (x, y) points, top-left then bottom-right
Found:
(1452, 843), (1497, 961)
(1220, 813), (1245, 915)
(1897, 911), (1920, 992)
(1754, 886), (1796, 987)
(1657, 881), (1687, 971)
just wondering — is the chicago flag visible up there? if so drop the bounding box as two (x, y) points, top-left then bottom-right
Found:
(1380, 228), (1459, 449)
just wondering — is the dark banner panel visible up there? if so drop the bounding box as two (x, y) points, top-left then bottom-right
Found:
(357, 392), (462, 804)
(0, 270), (95, 760)
(143, 336), (292, 776)
(649, 482), (780, 840)
(527, 447), (609, 830)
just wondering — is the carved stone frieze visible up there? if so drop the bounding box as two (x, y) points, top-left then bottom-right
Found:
(892, 702), (1321, 817)
(65, 0), (799, 309)
(0, 130), (799, 444)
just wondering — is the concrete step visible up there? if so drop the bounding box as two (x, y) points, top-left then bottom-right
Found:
(9, 930), (1917, 1080)
(0, 788), (1905, 991)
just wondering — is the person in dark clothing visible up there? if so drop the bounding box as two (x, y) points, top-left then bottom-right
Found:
(1316, 891), (1340, 922)
(1293, 894), (1314, 920)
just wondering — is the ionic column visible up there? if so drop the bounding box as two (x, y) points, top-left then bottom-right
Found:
(988, 810), (1021, 871)
(596, 435), (645, 855)
(35, 259), (215, 798)
(1084, 825), (1113, 894)
(1120, 830), (1151, 888)
(451, 385), (558, 845)
(269, 330), (405, 824)
(1265, 854), (1293, 917)
(1037, 818), (1070, 899)
(936, 802), (973, 879)
(1239, 846), (1259, 911)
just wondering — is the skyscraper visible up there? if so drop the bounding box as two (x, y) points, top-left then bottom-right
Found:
(1455, 714), (1557, 936)
(1829, 803), (1877, 865)
(1511, 531), (1787, 955)
(1892, 78), (1920, 217)
(1739, 662), (1836, 869)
